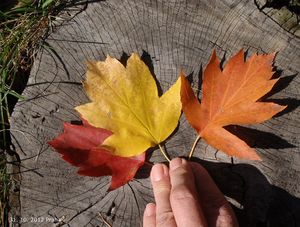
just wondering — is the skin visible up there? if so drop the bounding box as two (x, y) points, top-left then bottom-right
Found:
(143, 158), (239, 227)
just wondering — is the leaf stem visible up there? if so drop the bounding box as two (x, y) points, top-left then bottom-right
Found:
(188, 135), (201, 160)
(98, 212), (112, 227)
(158, 144), (171, 162)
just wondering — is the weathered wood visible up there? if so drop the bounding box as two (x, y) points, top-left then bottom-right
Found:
(10, 0), (300, 226)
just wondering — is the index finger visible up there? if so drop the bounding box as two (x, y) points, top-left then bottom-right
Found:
(169, 158), (208, 227)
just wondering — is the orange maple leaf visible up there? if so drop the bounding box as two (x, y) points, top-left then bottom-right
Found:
(181, 49), (287, 160)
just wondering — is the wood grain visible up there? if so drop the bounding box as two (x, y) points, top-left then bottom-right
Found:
(10, 0), (299, 226)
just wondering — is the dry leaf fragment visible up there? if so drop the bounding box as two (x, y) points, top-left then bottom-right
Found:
(181, 49), (286, 160)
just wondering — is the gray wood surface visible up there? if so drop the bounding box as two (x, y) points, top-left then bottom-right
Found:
(10, 0), (300, 226)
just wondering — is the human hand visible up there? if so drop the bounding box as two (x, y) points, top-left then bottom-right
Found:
(143, 158), (239, 227)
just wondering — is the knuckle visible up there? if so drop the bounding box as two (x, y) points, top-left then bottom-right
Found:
(156, 211), (175, 226)
(217, 205), (237, 226)
(154, 183), (171, 194)
(207, 204), (237, 227)
(217, 214), (237, 227)
(170, 186), (196, 202)
(170, 166), (189, 176)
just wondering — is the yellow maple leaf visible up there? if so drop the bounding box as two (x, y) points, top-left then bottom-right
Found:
(75, 53), (181, 157)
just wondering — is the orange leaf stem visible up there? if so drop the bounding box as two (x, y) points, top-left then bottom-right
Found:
(188, 135), (201, 160)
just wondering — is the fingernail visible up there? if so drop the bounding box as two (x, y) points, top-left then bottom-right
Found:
(170, 158), (183, 170)
(151, 164), (168, 182)
(145, 203), (156, 217)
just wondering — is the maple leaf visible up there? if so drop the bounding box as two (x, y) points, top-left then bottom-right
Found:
(48, 120), (145, 190)
(181, 49), (286, 160)
(75, 53), (181, 158)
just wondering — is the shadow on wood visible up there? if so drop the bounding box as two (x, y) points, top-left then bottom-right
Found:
(190, 158), (300, 227)
(225, 125), (296, 150)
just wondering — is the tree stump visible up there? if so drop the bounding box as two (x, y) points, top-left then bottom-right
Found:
(10, 0), (300, 226)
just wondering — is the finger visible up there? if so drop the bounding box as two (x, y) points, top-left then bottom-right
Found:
(143, 203), (156, 227)
(169, 158), (207, 227)
(150, 163), (176, 227)
(190, 162), (239, 227)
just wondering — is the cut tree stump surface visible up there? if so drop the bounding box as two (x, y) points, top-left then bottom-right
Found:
(10, 0), (300, 226)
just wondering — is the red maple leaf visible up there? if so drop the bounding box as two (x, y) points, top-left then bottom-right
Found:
(48, 119), (145, 190)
